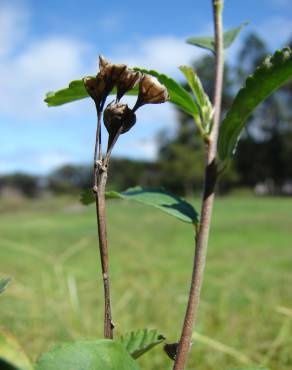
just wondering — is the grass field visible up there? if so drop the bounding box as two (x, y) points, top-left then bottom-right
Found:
(0, 195), (292, 370)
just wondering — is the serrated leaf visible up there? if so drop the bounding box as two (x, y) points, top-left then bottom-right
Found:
(179, 65), (213, 127)
(106, 186), (199, 224)
(218, 47), (292, 160)
(45, 80), (138, 107)
(0, 278), (11, 295)
(81, 187), (198, 224)
(0, 330), (34, 370)
(35, 340), (139, 370)
(133, 68), (200, 118)
(186, 21), (249, 53)
(119, 329), (165, 359)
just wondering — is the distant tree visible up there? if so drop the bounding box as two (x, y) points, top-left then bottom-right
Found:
(0, 173), (40, 198)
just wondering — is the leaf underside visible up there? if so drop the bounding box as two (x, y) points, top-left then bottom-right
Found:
(119, 329), (165, 359)
(218, 47), (292, 160)
(35, 340), (139, 370)
(186, 21), (249, 53)
(81, 187), (199, 224)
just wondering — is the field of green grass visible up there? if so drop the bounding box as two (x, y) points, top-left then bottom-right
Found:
(0, 195), (292, 370)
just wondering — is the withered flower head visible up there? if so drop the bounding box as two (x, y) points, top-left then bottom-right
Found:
(103, 102), (136, 137)
(84, 56), (127, 111)
(116, 69), (141, 101)
(99, 55), (127, 94)
(133, 74), (169, 111)
(83, 75), (106, 107)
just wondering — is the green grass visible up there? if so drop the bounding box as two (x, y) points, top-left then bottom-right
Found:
(0, 195), (292, 370)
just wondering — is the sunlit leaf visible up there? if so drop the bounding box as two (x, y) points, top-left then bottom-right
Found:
(36, 340), (139, 370)
(0, 330), (33, 370)
(179, 65), (213, 127)
(119, 329), (165, 359)
(186, 22), (249, 53)
(218, 47), (292, 160)
(81, 187), (199, 224)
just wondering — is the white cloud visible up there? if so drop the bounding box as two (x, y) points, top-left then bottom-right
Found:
(0, 37), (90, 117)
(109, 36), (205, 78)
(0, 3), (28, 57)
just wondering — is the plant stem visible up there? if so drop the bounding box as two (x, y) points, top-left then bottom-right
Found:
(93, 111), (113, 339)
(173, 1), (224, 369)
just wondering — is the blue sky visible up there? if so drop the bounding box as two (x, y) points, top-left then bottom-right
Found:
(1, 0), (292, 174)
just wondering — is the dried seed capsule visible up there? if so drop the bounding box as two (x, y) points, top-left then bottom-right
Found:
(99, 55), (127, 97)
(84, 56), (127, 111)
(103, 103), (136, 136)
(133, 74), (169, 111)
(116, 69), (141, 101)
(83, 75), (105, 108)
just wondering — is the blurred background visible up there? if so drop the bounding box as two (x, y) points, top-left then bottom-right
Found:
(0, 1), (292, 369)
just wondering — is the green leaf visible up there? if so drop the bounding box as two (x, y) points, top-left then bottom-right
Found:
(179, 65), (213, 126)
(119, 329), (165, 359)
(45, 79), (90, 106)
(218, 47), (292, 160)
(186, 21), (249, 53)
(35, 340), (139, 370)
(106, 187), (199, 224)
(81, 187), (199, 224)
(45, 80), (140, 107)
(0, 330), (34, 370)
(133, 68), (200, 118)
(0, 278), (11, 295)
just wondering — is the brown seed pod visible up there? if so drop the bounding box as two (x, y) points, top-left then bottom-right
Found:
(103, 103), (136, 136)
(83, 75), (106, 107)
(116, 69), (141, 101)
(133, 74), (169, 111)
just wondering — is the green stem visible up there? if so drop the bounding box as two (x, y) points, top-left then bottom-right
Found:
(172, 1), (224, 369)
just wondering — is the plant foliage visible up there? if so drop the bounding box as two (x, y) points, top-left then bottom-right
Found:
(186, 22), (249, 53)
(119, 329), (165, 359)
(81, 187), (199, 224)
(218, 47), (292, 160)
(36, 340), (139, 370)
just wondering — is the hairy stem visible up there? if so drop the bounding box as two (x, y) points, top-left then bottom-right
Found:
(93, 111), (113, 339)
(173, 1), (224, 369)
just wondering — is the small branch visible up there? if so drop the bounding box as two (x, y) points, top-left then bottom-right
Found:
(93, 111), (113, 339)
(173, 1), (224, 369)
